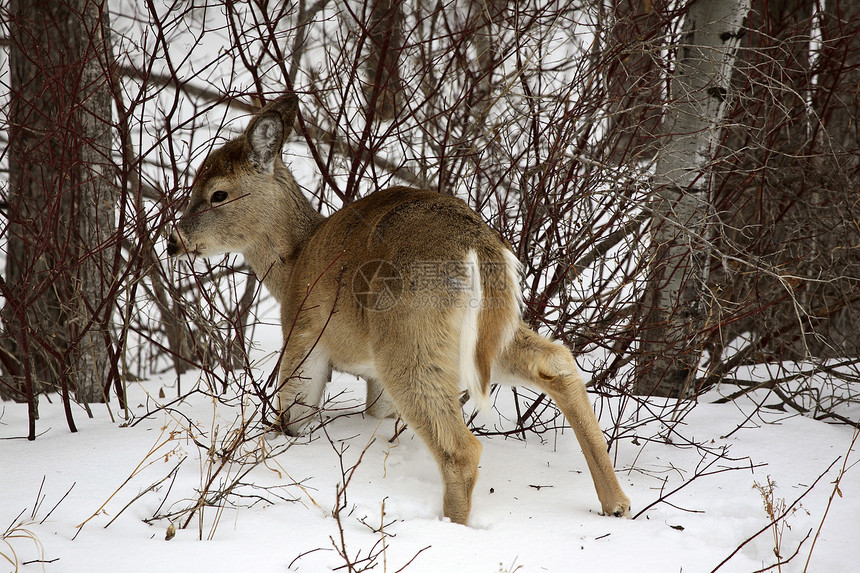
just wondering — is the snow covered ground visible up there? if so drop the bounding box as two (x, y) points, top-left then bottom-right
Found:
(1, 362), (858, 572)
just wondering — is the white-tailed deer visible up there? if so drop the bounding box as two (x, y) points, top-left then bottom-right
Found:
(167, 94), (631, 524)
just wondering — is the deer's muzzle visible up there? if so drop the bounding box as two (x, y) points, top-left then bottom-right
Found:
(166, 232), (181, 257)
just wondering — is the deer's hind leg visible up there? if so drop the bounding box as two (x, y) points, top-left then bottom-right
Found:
(499, 322), (631, 517)
(373, 338), (482, 525)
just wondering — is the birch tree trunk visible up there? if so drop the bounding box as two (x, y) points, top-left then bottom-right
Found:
(635, 0), (749, 397)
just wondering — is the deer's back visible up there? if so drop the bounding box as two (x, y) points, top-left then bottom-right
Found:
(284, 186), (513, 370)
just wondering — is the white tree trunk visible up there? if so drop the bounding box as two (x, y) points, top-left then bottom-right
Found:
(636, 0), (750, 397)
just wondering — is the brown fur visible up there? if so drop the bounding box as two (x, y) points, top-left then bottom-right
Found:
(168, 94), (631, 524)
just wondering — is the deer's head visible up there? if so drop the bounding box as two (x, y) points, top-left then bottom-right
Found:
(167, 94), (299, 259)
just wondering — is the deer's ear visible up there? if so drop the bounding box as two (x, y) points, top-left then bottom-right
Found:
(246, 111), (283, 173)
(265, 94), (299, 139)
(245, 94), (299, 173)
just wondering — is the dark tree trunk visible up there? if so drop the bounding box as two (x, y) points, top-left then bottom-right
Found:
(603, 0), (666, 164)
(364, 0), (404, 119)
(703, 0), (860, 380)
(2, 0), (116, 414)
(803, 0), (860, 358)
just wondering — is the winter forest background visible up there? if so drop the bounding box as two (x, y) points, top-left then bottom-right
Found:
(1, 1), (859, 571)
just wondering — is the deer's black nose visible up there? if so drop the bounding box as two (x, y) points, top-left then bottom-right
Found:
(166, 233), (180, 257)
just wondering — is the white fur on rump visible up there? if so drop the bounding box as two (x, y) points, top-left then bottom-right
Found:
(459, 250), (483, 410)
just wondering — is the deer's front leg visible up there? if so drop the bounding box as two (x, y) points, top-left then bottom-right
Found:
(277, 341), (331, 436)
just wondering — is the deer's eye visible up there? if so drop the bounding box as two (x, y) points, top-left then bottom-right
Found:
(210, 190), (228, 204)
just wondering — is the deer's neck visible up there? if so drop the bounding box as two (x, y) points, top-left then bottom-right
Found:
(242, 166), (324, 304)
